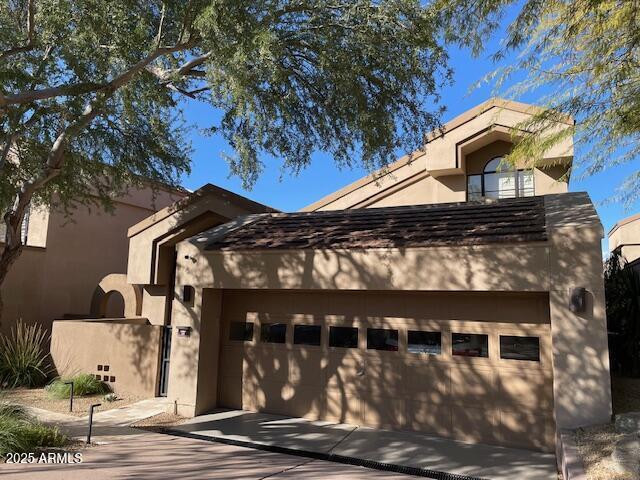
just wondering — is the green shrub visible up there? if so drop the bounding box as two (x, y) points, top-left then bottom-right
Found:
(46, 373), (110, 399)
(0, 401), (68, 457)
(0, 320), (51, 388)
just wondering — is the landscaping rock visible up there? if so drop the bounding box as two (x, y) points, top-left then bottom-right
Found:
(611, 434), (640, 476)
(615, 412), (640, 434)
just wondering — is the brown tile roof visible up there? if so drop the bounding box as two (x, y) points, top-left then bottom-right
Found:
(204, 196), (547, 251)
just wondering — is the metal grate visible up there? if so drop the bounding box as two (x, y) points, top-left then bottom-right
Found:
(149, 428), (488, 480)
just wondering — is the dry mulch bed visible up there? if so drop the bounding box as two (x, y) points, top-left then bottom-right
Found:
(574, 376), (640, 480)
(0, 387), (142, 417)
(575, 423), (634, 480)
(131, 412), (187, 432)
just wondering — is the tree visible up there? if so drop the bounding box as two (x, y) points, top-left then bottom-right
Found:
(604, 251), (640, 377)
(0, 0), (451, 320)
(438, 0), (640, 207)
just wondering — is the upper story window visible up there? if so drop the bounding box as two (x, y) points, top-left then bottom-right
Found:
(467, 157), (534, 201)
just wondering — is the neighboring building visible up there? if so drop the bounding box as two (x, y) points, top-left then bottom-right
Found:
(0, 185), (186, 335)
(608, 213), (640, 273)
(50, 98), (612, 455)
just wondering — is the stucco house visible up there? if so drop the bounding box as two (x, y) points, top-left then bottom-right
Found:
(609, 213), (640, 273)
(50, 98), (612, 455)
(0, 185), (185, 334)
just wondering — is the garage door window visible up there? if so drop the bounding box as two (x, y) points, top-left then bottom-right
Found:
(408, 330), (441, 355)
(367, 328), (399, 351)
(452, 333), (488, 357)
(229, 322), (254, 342)
(329, 326), (358, 348)
(260, 323), (287, 343)
(294, 325), (321, 346)
(500, 335), (540, 361)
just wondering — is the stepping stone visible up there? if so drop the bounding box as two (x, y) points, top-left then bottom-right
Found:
(615, 412), (640, 434)
(611, 434), (640, 476)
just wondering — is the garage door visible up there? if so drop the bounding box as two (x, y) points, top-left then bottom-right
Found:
(217, 290), (555, 452)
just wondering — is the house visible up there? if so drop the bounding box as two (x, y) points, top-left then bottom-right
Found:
(0, 184), (186, 335)
(50, 98), (612, 454)
(608, 213), (640, 273)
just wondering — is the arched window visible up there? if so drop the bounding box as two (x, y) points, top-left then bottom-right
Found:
(467, 157), (534, 201)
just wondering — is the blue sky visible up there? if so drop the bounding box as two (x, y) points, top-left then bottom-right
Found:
(179, 10), (639, 241)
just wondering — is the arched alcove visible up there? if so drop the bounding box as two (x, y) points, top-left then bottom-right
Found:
(90, 273), (142, 318)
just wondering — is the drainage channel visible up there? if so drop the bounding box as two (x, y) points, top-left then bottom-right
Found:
(150, 427), (488, 480)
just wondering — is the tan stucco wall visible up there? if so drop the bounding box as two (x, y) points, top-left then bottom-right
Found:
(167, 193), (611, 432)
(609, 213), (640, 263)
(424, 100), (573, 177)
(1, 187), (182, 334)
(305, 138), (567, 211)
(50, 319), (163, 397)
(303, 99), (572, 212)
(127, 185), (274, 286)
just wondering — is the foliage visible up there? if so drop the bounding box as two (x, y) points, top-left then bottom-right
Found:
(0, 1), (452, 301)
(604, 250), (640, 377)
(46, 373), (110, 399)
(0, 320), (50, 388)
(437, 0), (640, 206)
(103, 393), (119, 403)
(0, 401), (68, 457)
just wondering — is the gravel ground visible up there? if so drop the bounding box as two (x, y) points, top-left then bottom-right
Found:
(573, 376), (640, 480)
(575, 424), (634, 480)
(131, 412), (187, 431)
(0, 387), (142, 417)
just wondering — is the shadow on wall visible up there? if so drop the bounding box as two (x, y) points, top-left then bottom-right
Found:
(168, 238), (602, 453)
(50, 319), (162, 397)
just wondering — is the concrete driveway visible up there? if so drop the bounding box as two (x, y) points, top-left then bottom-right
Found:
(168, 409), (558, 480)
(1, 431), (409, 479)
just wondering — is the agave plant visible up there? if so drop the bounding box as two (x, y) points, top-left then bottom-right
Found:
(0, 320), (51, 388)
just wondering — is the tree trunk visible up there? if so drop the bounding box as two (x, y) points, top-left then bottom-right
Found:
(0, 203), (30, 329)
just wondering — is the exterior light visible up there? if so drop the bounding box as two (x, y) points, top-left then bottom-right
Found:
(177, 326), (192, 337)
(569, 287), (586, 313)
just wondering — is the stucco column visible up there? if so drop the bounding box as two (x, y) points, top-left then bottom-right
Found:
(166, 286), (223, 417)
(548, 225), (612, 429)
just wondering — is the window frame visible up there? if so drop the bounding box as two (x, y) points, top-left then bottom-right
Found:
(259, 322), (287, 344)
(407, 330), (442, 355)
(366, 328), (399, 352)
(329, 326), (359, 349)
(499, 335), (541, 362)
(466, 157), (535, 201)
(229, 321), (254, 342)
(293, 324), (322, 347)
(451, 332), (489, 358)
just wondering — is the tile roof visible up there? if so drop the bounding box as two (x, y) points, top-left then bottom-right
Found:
(204, 196), (548, 251)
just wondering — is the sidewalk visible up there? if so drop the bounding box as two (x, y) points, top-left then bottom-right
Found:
(29, 397), (172, 441)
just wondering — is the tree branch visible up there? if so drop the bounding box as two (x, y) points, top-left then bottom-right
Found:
(0, 38), (201, 108)
(0, 0), (36, 60)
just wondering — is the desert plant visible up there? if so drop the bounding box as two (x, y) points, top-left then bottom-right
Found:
(46, 373), (110, 399)
(0, 320), (50, 388)
(103, 393), (119, 403)
(0, 401), (68, 457)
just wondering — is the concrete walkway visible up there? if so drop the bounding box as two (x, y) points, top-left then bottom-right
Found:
(9, 400), (557, 479)
(1, 430), (410, 479)
(27, 397), (172, 440)
(4, 399), (409, 479)
(169, 409), (558, 480)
